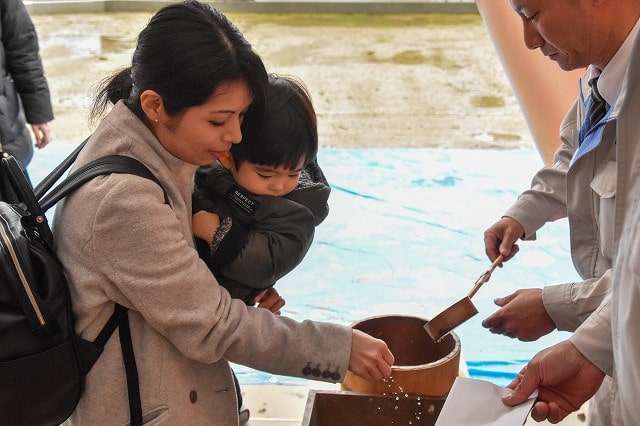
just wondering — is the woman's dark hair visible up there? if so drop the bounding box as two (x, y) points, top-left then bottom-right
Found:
(231, 74), (318, 170)
(91, 0), (267, 123)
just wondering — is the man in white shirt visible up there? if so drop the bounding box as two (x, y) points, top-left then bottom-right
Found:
(486, 0), (640, 423)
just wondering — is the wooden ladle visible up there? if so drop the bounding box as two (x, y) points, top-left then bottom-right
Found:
(424, 255), (505, 342)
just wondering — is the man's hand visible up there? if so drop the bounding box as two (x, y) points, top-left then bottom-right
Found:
(482, 288), (555, 341)
(503, 340), (605, 423)
(484, 216), (525, 262)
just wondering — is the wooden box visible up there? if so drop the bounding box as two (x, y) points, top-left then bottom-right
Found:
(302, 390), (445, 426)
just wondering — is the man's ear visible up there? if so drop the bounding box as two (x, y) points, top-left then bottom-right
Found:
(218, 151), (235, 170)
(140, 89), (165, 123)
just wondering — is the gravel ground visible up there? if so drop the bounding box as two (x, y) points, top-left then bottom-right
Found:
(33, 12), (532, 150)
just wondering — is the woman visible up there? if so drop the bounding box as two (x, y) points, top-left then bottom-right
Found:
(53, 2), (393, 424)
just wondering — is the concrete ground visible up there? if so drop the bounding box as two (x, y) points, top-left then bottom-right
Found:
(32, 10), (535, 152)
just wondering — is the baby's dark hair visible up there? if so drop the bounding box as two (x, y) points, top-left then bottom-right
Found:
(232, 74), (318, 170)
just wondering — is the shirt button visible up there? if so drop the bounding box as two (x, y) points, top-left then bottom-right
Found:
(190, 390), (198, 404)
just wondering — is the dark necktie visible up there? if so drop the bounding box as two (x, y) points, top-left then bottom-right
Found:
(589, 77), (608, 127)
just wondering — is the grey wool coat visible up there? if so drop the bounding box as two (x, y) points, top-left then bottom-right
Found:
(54, 101), (351, 425)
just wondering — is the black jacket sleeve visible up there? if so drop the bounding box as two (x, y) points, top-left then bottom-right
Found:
(0, 0), (53, 125)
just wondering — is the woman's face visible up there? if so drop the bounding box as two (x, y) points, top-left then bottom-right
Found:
(156, 80), (254, 166)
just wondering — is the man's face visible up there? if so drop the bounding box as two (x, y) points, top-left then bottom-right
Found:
(510, 0), (598, 71)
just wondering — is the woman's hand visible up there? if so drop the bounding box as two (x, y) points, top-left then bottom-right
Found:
(348, 329), (394, 381)
(192, 211), (221, 244)
(254, 288), (285, 315)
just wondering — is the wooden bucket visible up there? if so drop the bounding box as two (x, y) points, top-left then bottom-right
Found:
(341, 314), (461, 397)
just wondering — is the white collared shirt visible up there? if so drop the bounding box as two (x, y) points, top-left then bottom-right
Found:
(595, 17), (640, 106)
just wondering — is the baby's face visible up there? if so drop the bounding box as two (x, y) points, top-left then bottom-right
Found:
(232, 160), (304, 197)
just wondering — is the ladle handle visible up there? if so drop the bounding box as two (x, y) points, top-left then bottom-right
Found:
(467, 254), (505, 299)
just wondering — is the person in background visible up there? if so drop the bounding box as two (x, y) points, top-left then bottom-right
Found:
(484, 0), (640, 423)
(53, 2), (394, 424)
(0, 0), (53, 177)
(193, 74), (329, 308)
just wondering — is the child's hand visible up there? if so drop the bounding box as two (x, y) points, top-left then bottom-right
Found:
(348, 329), (394, 381)
(254, 288), (285, 315)
(192, 211), (221, 244)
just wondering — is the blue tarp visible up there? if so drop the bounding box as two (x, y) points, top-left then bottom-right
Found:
(29, 146), (576, 386)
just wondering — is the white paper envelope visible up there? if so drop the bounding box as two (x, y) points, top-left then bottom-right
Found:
(435, 377), (537, 426)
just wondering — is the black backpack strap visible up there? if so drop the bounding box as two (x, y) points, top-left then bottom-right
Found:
(91, 304), (142, 426)
(3, 153), (170, 249)
(117, 305), (143, 426)
(40, 154), (170, 211)
(33, 137), (89, 200)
